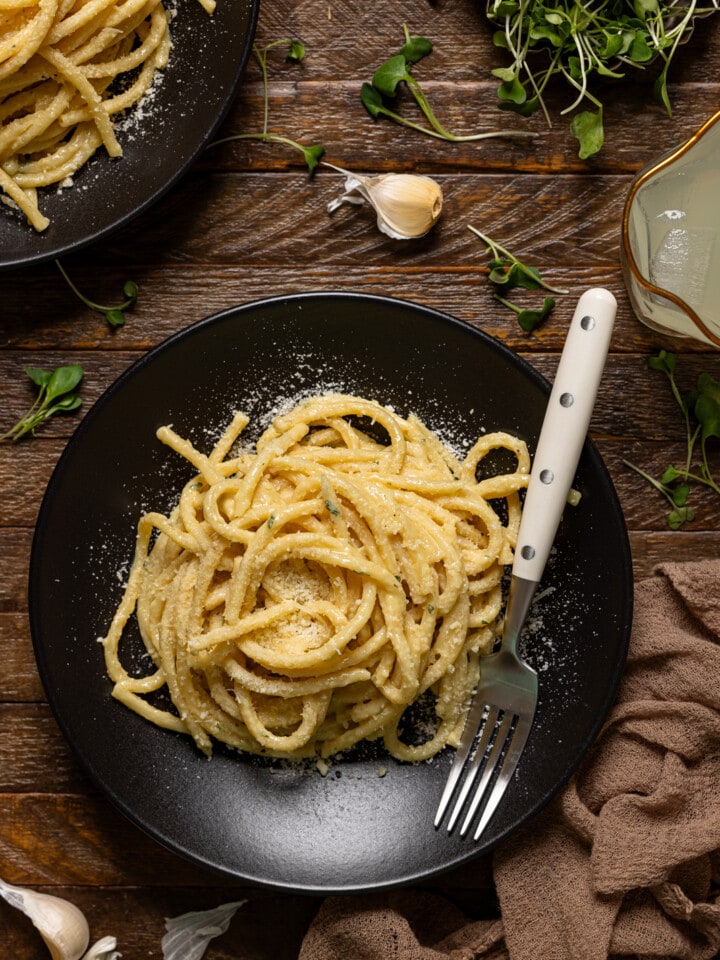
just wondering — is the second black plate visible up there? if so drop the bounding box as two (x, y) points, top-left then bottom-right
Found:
(0, 0), (259, 270)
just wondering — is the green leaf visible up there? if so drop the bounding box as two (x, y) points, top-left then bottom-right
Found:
(488, 261), (520, 286)
(46, 364), (83, 401)
(360, 81), (384, 119)
(661, 465), (681, 484)
(671, 483), (690, 507)
(23, 366), (53, 389)
(52, 394), (83, 412)
(105, 309), (126, 328)
(372, 55), (409, 97)
(694, 372), (720, 442)
(123, 280), (139, 302)
(491, 0), (520, 14)
(629, 32), (653, 62)
(567, 55), (582, 82)
(286, 39), (305, 62)
(514, 264), (543, 290)
(570, 108), (604, 159)
(648, 350), (676, 374)
(302, 143), (325, 174)
(529, 24), (563, 46)
(668, 505), (694, 530)
(517, 296), (555, 332)
(488, 260), (543, 290)
(633, 0), (659, 17)
(602, 34), (625, 59)
(399, 34), (432, 64)
(492, 29), (510, 50)
(491, 66), (518, 83)
(498, 95), (540, 117)
(654, 69), (672, 116)
(497, 76), (527, 105)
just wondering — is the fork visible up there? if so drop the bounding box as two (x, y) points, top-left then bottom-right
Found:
(435, 287), (617, 841)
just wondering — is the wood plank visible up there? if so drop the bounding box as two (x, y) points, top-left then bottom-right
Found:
(0, 530), (33, 613)
(0, 706), (83, 792)
(629, 530), (720, 577)
(0, 613), (44, 702)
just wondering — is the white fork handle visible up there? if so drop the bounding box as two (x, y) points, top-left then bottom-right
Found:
(512, 287), (617, 584)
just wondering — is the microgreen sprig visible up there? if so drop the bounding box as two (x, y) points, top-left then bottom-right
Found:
(468, 226), (567, 295)
(624, 350), (720, 529)
(486, 0), (720, 158)
(0, 364), (83, 443)
(55, 259), (138, 328)
(208, 39), (325, 173)
(494, 293), (556, 332)
(362, 24), (538, 143)
(468, 225), (567, 331)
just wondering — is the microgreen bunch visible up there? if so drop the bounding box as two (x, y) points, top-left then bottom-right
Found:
(624, 350), (720, 529)
(468, 225), (567, 331)
(209, 39), (324, 173)
(362, 24), (537, 143)
(0, 364), (83, 443)
(55, 259), (138, 328)
(486, 0), (719, 158)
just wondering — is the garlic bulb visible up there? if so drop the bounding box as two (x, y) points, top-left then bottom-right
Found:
(0, 877), (90, 960)
(326, 163), (442, 239)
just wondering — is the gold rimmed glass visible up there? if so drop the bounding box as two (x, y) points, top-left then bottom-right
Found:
(621, 109), (720, 347)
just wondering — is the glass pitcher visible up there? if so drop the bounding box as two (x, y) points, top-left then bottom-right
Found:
(620, 109), (720, 347)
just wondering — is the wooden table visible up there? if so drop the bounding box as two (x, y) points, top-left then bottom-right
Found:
(3, 1), (720, 955)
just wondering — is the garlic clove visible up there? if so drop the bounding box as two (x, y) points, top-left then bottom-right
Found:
(325, 163), (443, 239)
(0, 877), (90, 960)
(364, 173), (443, 239)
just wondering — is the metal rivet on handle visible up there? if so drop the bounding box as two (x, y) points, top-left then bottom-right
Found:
(560, 392), (574, 407)
(521, 545), (535, 560)
(580, 314), (596, 330)
(540, 469), (554, 484)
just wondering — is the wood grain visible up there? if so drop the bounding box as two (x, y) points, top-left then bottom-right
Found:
(1, 0), (720, 955)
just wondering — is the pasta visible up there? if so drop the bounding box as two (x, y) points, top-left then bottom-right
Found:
(102, 394), (530, 762)
(0, 0), (214, 231)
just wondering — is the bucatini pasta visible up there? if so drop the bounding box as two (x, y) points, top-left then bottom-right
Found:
(102, 394), (530, 762)
(0, 0), (214, 231)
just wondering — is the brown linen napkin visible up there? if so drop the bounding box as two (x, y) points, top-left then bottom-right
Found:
(298, 560), (720, 960)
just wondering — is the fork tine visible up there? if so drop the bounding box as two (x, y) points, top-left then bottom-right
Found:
(446, 704), (500, 832)
(459, 710), (513, 836)
(434, 695), (487, 828)
(471, 713), (534, 841)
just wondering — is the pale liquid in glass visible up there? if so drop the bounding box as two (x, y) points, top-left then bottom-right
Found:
(631, 142), (720, 339)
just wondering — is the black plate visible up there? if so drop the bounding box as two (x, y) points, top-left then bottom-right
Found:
(0, 0), (259, 271)
(29, 293), (633, 893)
